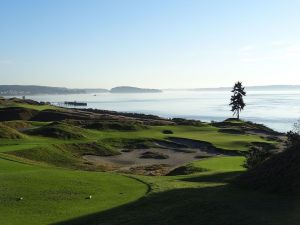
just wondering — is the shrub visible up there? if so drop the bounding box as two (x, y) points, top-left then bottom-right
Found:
(286, 131), (300, 147)
(162, 130), (173, 134)
(244, 146), (272, 169)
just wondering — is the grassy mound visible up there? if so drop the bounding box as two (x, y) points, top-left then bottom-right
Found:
(0, 107), (39, 121)
(162, 129), (174, 134)
(168, 156), (245, 176)
(32, 109), (92, 121)
(24, 122), (86, 140)
(140, 151), (169, 159)
(9, 145), (85, 169)
(0, 97), (58, 111)
(85, 121), (145, 131)
(167, 164), (207, 175)
(1, 120), (32, 129)
(237, 146), (300, 194)
(63, 142), (120, 156)
(106, 138), (154, 151)
(8, 141), (119, 169)
(213, 118), (278, 134)
(218, 128), (245, 134)
(0, 123), (25, 139)
(0, 97), (5, 105)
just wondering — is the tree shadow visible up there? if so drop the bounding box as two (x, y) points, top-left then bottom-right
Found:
(50, 173), (298, 225)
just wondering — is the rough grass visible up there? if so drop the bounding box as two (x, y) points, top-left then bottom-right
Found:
(0, 123), (26, 139)
(213, 118), (278, 134)
(13, 103), (60, 111)
(167, 163), (207, 175)
(24, 122), (87, 140)
(84, 121), (146, 131)
(0, 99), (59, 111)
(140, 151), (169, 159)
(237, 145), (300, 194)
(8, 145), (87, 169)
(1, 120), (32, 129)
(8, 141), (120, 170)
(0, 107), (39, 121)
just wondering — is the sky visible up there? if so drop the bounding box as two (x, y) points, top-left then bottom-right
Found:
(0, 0), (300, 89)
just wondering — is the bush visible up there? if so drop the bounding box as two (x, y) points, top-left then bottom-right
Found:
(244, 147), (272, 169)
(286, 131), (300, 148)
(162, 130), (173, 134)
(237, 140), (300, 194)
(286, 120), (300, 147)
(171, 118), (203, 126)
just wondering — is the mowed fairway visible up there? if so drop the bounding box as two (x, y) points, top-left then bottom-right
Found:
(0, 156), (148, 225)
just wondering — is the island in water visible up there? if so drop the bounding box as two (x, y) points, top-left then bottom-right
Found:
(110, 86), (162, 93)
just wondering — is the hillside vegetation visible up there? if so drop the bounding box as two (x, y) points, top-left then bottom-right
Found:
(238, 144), (300, 194)
(0, 123), (26, 139)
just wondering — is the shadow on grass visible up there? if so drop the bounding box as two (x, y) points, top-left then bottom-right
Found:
(50, 172), (299, 225)
(179, 171), (244, 183)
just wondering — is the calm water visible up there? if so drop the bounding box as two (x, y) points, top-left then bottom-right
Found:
(16, 90), (300, 132)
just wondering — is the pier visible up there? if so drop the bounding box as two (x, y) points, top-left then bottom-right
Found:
(63, 101), (87, 106)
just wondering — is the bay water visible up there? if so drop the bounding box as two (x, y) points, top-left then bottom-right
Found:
(16, 90), (300, 132)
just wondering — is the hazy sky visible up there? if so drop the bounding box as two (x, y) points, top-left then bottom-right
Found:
(1, 0), (300, 89)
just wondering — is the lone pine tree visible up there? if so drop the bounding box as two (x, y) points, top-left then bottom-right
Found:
(229, 81), (246, 119)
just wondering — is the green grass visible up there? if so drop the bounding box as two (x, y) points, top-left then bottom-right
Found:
(190, 156), (246, 172)
(88, 125), (273, 151)
(24, 122), (88, 140)
(0, 123), (271, 155)
(0, 136), (83, 153)
(0, 155), (148, 225)
(2, 103), (60, 111)
(0, 123), (26, 139)
(169, 156), (246, 175)
(46, 156), (300, 225)
(8, 142), (119, 170)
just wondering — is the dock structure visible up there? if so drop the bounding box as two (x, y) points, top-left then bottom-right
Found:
(63, 101), (87, 106)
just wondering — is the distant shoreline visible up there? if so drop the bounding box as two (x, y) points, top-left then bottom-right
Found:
(0, 85), (162, 96)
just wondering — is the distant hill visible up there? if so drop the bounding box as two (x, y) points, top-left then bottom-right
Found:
(0, 85), (162, 95)
(110, 86), (162, 93)
(0, 85), (108, 96)
(83, 88), (109, 94)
